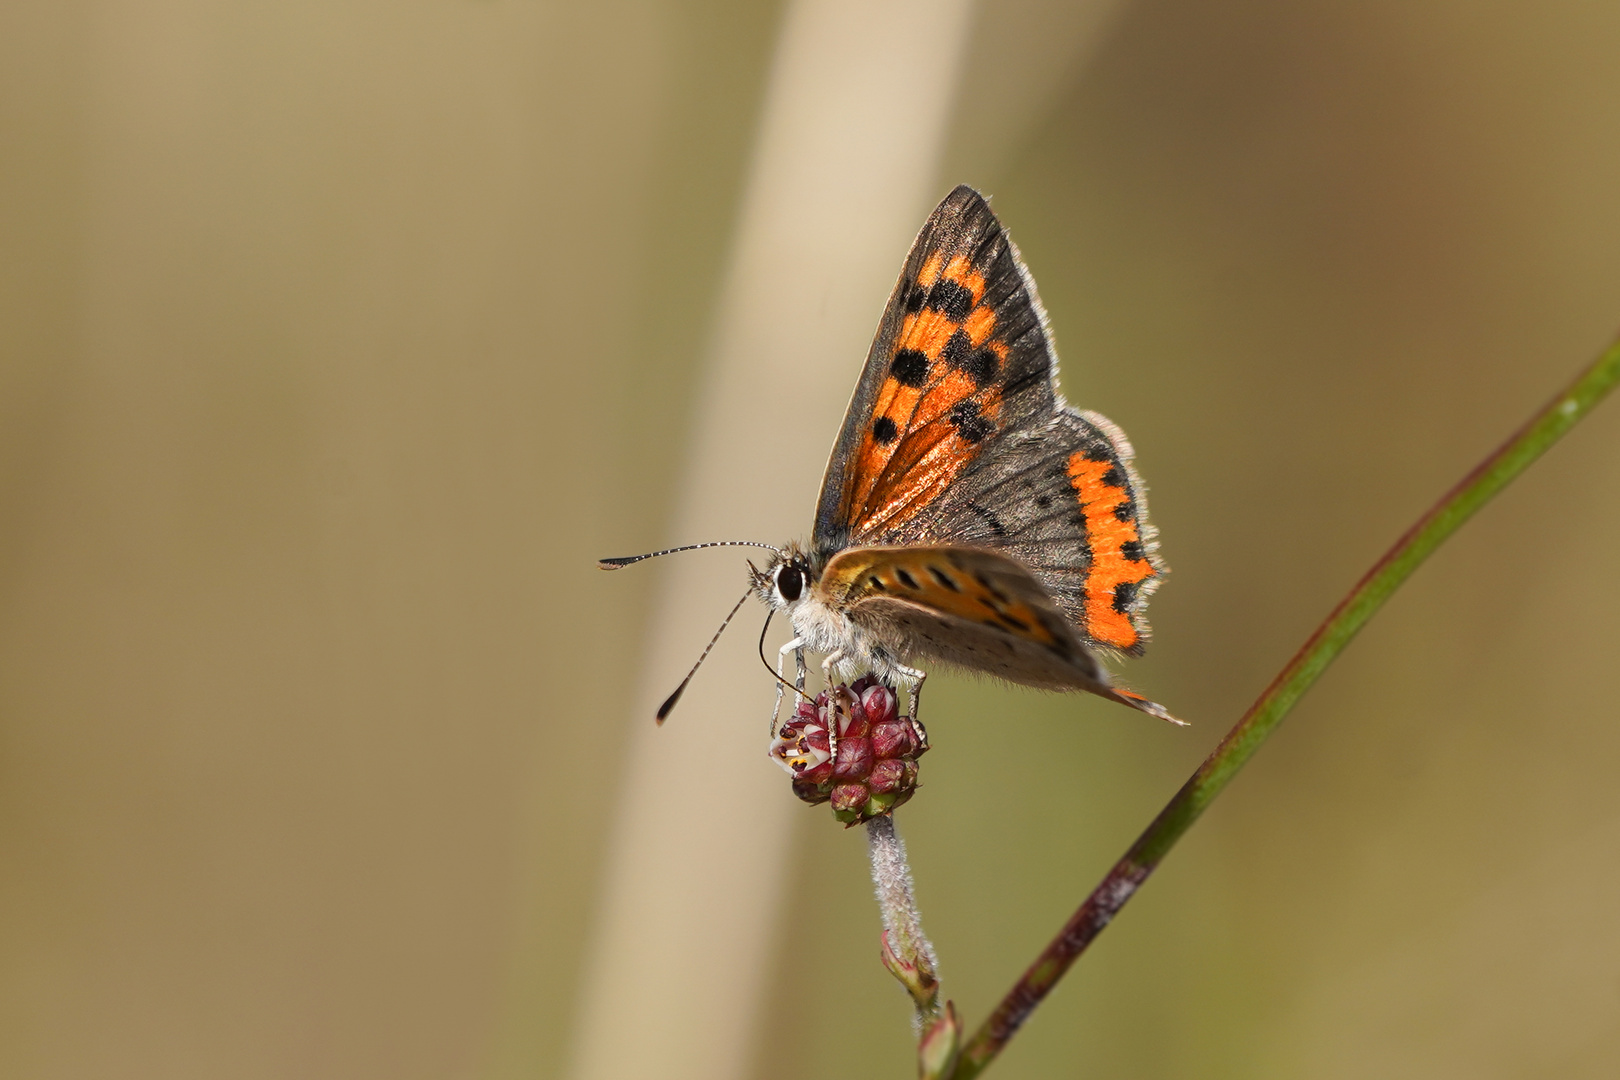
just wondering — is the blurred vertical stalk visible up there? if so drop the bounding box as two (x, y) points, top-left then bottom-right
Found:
(566, 3), (976, 1079)
(952, 336), (1620, 1078)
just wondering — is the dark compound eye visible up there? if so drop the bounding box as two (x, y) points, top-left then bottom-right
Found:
(776, 564), (803, 602)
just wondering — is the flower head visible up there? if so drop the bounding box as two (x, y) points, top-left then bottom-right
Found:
(769, 676), (925, 825)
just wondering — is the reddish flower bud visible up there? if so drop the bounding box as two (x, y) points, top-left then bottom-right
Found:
(869, 719), (915, 759)
(865, 757), (906, 793)
(830, 781), (870, 813)
(832, 733), (873, 779)
(770, 679), (927, 825)
(861, 683), (897, 725)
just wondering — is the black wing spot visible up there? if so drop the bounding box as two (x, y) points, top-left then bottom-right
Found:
(867, 575), (888, 591)
(1121, 539), (1145, 563)
(890, 349), (929, 387)
(895, 568), (920, 590)
(941, 329), (1001, 388)
(1114, 499), (1136, 523)
(997, 612), (1031, 632)
(1113, 580), (1140, 613)
(964, 347), (1000, 388)
(929, 280), (974, 320)
(872, 416), (898, 444)
(1035, 494), (1052, 509)
(948, 399), (991, 443)
(928, 566), (960, 592)
(903, 285), (926, 314)
(1101, 465), (1126, 489)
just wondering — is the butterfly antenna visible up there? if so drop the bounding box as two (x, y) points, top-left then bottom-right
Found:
(655, 585), (755, 724)
(755, 608), (809, 704)
(599, 541), (782, 570)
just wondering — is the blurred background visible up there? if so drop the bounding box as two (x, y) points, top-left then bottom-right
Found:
(4, 1), (1620, 1077)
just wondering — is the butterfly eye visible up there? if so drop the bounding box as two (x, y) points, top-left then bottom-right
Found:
(776, 564), (803, 602)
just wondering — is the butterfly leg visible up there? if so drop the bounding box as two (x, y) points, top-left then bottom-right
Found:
(770, 637), (805, 736)
(891, 660), (930, 752)
(821, 649), (847, 759)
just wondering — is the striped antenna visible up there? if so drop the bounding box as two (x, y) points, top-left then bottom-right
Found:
(598, 540), (782, 570)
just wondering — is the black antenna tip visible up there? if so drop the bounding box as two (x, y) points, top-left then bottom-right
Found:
(655, 685), (684, 724)
(595, 541), (783, 572)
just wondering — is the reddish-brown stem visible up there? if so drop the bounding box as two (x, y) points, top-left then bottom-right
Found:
(948, 334), (1620, 1078)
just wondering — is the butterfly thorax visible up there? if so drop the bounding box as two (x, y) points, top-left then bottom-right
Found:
(754, 541), (901, 683)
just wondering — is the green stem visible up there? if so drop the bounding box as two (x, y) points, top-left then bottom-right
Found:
(950, 335), (1620, 1078)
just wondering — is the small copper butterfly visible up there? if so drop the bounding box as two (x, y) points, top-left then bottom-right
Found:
(603, 186), (1180, 730)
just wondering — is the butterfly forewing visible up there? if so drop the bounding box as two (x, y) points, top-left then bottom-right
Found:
(812, 187), (1058, 554)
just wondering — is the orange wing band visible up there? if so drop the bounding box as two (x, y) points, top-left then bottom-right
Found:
(1066, 452), (1155, 649)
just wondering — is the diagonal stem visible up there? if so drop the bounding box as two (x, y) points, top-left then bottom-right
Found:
(949, 334), (1620, 1078)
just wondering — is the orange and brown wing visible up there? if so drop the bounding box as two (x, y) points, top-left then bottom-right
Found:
(811, 186), (1059, 555)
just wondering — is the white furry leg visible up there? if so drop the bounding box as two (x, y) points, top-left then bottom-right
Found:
(770, 637), (805, 737)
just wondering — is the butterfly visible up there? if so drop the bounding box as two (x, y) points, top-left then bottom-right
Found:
(603, 185), (1180, 731)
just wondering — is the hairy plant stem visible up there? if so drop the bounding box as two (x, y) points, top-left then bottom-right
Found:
(948, 337), (1620, 1078)
(866, 814), (942, 1028)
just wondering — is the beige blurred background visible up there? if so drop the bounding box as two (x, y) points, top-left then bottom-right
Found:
(4, 1), (1620, 1078)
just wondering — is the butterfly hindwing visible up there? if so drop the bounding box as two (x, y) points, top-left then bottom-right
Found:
(931, 409), (1162, 655)
(812, 186), (1059, 556)
(814, 545), (1111, 692)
